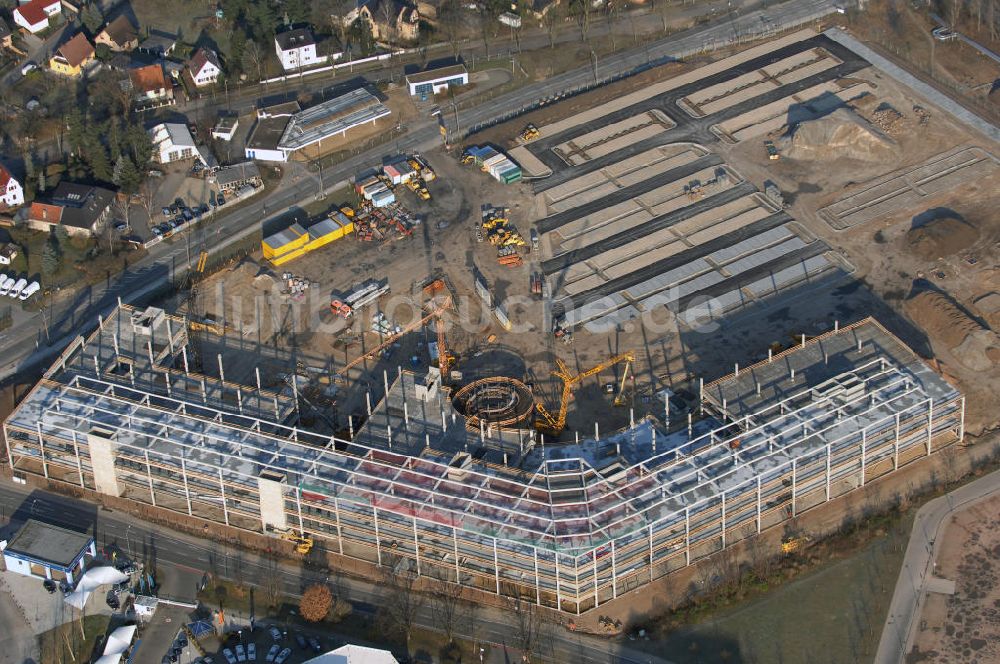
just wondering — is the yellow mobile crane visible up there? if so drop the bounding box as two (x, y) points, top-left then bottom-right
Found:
(535, 352), (635, 436)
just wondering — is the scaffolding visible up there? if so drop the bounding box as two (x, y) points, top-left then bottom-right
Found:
(4, 307), (964, 614)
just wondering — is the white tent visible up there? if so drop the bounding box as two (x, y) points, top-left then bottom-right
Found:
(93, 624), (137, 664)
(302, 645), (399, 664)
(64, 566), (129, 609)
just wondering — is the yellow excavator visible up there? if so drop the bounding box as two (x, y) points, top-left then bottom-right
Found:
(280, 530), (314, 554)
(520, 124), (540, 141)
(536, 352), (635, 436)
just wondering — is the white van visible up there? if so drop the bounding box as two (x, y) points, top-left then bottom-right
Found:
(9, 278), (27, 298)
(0, 276), (15, 296)
(19, 281), (39, 301)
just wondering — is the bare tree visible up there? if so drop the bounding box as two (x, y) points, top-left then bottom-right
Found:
(378, 553), (425, 654)
(571, 0), (593, 42)
(430, 570), (467, 646)
(262, 551), (282, 611)
(439, 0), (466, 58)
(542, 4), (563, 48)
(508, 590), (544, 663)
(242, 41), (265, 83)
(379, 0), (397, 43)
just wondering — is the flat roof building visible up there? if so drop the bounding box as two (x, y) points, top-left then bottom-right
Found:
(1, 519), (95, 585)
(405, 64), (468, 97)
(245, 90), (390, 162)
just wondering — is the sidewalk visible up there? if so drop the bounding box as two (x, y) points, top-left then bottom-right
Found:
(874, 468), (1000, 663)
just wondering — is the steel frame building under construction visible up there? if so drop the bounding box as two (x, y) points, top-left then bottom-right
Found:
(4, 306), (964, 614)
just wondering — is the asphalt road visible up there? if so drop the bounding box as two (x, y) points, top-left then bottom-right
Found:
(0, 0), (841, 386)
(0, 480), (662, 664)
(874, 468), (1000, 664)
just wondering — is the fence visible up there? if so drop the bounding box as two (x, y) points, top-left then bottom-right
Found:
(449, 7), (836, 143)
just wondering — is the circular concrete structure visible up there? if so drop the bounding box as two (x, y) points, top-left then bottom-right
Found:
(452, 376), (535, 431)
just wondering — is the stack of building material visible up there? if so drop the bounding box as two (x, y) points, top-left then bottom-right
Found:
(462, 145), (522, 184)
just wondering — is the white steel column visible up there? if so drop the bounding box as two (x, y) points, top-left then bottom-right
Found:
(894, 413), (901, 469)
(295, 488), (305, 534)
(533, 546), (541, 605)
(333, 495), (344, 555)
(861, 428), (868, 486)
(493, 539), (500, 594)
(35, 422), (49, 479)
(684, 507), (691, 565)
(825, 443), (832, 501)
(180, 456), (192, 516)
(144, 450), (156, 506)
(959, 397), (965, 440)
(791, 459), (797, 517)
(592, 552), (599, 608)
(720, 491), (727, 549)
(218, 467), (230, 526)
(756, 476), (762, 533)
(412, 517), (421, 576)
(926, 398), (934, 455)
(555, 554), (562, 611)
(610, 540), (618, 599)
(71, 430), (84, 487)
(648, 524), (654, 581)
(373, 506), (383, 566)
(453, 527), (461, 583)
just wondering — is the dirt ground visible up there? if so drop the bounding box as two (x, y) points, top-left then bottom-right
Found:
(908, 493), (1000, 664)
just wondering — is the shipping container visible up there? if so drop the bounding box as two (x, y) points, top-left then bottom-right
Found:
(362, 181), (389, 200)
(371, 189), (396, 208)
(474, 276), (492, 308)
(482, 154), (507, 171)
(262, 223), (309, 260)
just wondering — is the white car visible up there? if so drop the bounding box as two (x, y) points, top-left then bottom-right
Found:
(932, 26), (958, 41)
(222, 649), (237, 664)
(19, 281), (39, 301)
(20, 62), (36, 76)
(235, 644), (246, 662)
(8, 278), (27, 299)
(247, 643), (256, 661)
(265, 645), (279, 663)
(0, 276), (14, 296)
(274, 649), (292, 664)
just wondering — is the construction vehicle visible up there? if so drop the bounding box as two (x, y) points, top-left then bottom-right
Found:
(781, 535), (810, 554)
(535, 352), (635, 436)
(330, 299), (352, 318)
(461, 151), (476, 165)
(409, 154), (436, 182)
(764, 140), (780, 160)
(279, 530), (314, 554)
(530, 272), (543, 297)
(337, 295), (453, 379)
(612, 356), (633, 407)
(405, 177), (431, 200)
(684, 180), (704, 200)
(520, 124), (540, 142)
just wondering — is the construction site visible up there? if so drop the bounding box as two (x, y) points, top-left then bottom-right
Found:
(5, 25), (1000, 618)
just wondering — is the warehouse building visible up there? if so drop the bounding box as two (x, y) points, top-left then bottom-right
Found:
(3, 308), (964, 614)
(245, 89), (390, 162)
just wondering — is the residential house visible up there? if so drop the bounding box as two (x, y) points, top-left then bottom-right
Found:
(149, 123), (206, 164)
(95, 15), (139, 52)
(49, 32), (95, 77)
(274, 27), (331, 72)
(128, 63), (172, 105)
(187, 48), (221, 87)
(12, 0), (61, 34)
(357, 0), (420, 43)
(0, 244), (19, 265)
(0, 164), (24, 209)
(137, 30), (176, 57)
(27, 182), (115, 237)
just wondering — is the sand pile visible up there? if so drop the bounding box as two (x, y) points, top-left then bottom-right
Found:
(906, 216), (979, 261)
(780, 108), (898, 162)
(905, 290), (998, 371)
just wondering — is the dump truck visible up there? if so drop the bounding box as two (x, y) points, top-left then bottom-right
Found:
(764, 140), (780, 160)
(530, 272), (542, 297)
(520, 124), (540, 141)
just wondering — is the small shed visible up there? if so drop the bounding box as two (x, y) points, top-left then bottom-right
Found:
(1, 519), (95, 585)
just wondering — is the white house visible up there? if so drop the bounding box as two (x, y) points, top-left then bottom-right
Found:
(12, 0), (60, 34)
(187, 48), (221, 87)
(0, 520), (96, 586)
(274, 28), (330, 72)
(149, 123), (205, 164)
(0, 164), (24, 209)
(405, 64), (469, 97)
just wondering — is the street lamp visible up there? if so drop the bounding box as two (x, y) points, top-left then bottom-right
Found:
(479, 647), (485, 663)
(125, 524), (134, 560)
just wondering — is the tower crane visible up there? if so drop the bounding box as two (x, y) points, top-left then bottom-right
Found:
(336, 295), (452, 380)
(535, 352), (635, 436)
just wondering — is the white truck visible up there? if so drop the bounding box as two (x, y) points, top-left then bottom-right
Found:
(19, 281), (40, 300)
(0, 276), (15, 296)
(9, 278), (27, 299)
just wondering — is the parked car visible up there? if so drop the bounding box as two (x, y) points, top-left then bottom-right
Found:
(274, 649), (291, 664)
(268, 626), (282, 641)
(20, 62), (36, 76)
(222, 649), (237, 664)
(265, 645), (280, 663)
(294, 634), (306, 650)
(307, 637), (322, 653)
(181, 208), (193, 221)
(114, 222), (129, 232)
(161, 207), (171, 217)
(235, 644), (246, 662)
(43, 579), (56, 593)
(216, 193), (225, 206)
(932, 26), (958, 40)
(247, 643), (256, 661)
